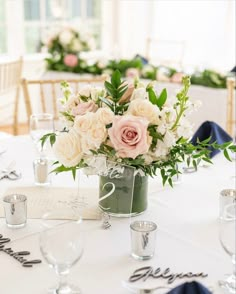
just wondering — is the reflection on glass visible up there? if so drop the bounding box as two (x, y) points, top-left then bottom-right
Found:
(24, 26), (41, 53)
(40, 207), (83, 294)
(219, 203), (236, 293)
(24, 0), (40, 20)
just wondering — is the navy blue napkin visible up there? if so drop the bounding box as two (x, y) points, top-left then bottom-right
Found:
(166, 281), (211, 294)
(191, 121), (232, 158)
(134, 54), (149, 65)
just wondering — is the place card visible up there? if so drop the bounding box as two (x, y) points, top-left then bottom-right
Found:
(0, 186), (101, 220)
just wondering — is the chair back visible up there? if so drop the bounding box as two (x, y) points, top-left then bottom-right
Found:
(226, 76), (236, 137)
(22, 76), (106, 124)
(146, 38), (186, 69)
(0, 57), (23, 135)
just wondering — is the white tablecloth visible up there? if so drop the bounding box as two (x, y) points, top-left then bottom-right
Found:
(0, 136), (235, 294)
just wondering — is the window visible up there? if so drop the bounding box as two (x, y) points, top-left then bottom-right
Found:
(1, 0), (102, 54)
(0, 0), (6, 53)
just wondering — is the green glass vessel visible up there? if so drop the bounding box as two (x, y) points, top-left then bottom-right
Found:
(99, 173), (148, 217)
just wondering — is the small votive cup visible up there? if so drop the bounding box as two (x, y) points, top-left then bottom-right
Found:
(3, 194), (27, 228)
(130, 220), (157, 260)
(219, 189), (236, 219)
(33, 158), (51, 186)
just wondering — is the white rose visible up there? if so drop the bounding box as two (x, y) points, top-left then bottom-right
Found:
(59, 29), (74, 46)
(71, 39), (82, 51)
(128, 99), (160, 124)
(96, 108), (114, 125)
(79, 85), (92, 97)
(130, 88), (147, 100)
(86, 122), (107, 148)
(74, 112), (95, 134)
(53, 129), (83, 168)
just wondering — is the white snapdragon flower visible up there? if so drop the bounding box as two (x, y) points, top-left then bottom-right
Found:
(153, 140), (169, 158)
(63, 96), (79, 112)
(177, 118), (193, 139)
(163, 131), (176, 148)
(59, 29), (74, 46)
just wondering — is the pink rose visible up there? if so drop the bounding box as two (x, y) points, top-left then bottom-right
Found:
(126, 68), (140, 79)
(63, 54), (78, 67)
(170, 72), (184, 83)
(108, 115), (151, 159)
(72, 101), (98, 116)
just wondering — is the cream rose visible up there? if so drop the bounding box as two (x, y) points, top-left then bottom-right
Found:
(53, 129), (82, 167)
(96, 108), (114, 125)
(127, 99), (160, 124)
(74, 112), (95, 134)
(108, 115), (151, 159)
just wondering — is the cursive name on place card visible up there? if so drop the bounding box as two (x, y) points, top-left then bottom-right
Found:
(129, 266), (208, 284)
(0, 234), (42, 268)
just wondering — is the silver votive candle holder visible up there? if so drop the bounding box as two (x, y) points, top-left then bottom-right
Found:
(219, 189), (236, 219)
(130, 220), (157, 260)
(3, 194), (27, 228)
(33, 158), (51, 186)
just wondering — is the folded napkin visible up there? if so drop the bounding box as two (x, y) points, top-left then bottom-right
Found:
(167, 281), (211, 294)
(191, 121), (232, 158)
(135, 54), (149, 65)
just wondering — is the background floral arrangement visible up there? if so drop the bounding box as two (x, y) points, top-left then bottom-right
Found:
(42, 70), (234, 185)
(42, 26), (230, 89)
(43, 26), (96, 72)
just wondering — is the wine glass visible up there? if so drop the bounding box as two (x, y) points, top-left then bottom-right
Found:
(29, 113), (54, 157)
(39, 207), (84, 293)
(219, 203), (236, 293)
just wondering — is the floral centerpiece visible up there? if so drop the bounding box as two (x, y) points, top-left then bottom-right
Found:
(43, 26), (96, 72)
(42, 70), (234, 215)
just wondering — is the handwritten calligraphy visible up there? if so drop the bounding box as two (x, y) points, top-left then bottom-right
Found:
(129, 266), (208, 284)
(0, 234), (42, 267)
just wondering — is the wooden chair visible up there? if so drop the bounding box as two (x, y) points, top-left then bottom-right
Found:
(0, 57), (23, 135)
(146, 38), (186, 69)
(21, 76), (106, 123)
(226, 76), (236, 137)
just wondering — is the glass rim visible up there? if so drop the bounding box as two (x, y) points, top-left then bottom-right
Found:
(30, 113), (54, 120)
(130, 220), (157, 232)
(3, 194), (27, 203)
(220, 189), (236, 197)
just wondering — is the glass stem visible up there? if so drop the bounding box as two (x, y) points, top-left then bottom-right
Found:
(232, 256), (236, 277)
(58, 272), (69, 290)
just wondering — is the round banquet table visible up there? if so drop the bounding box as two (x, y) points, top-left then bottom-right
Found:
(0, 135), (235, 294)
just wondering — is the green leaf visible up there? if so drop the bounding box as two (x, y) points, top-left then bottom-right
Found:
(147, 88), (158, 105)
(111, 70), (122, 88)
(50, 134), (56, 146)
(72, 168), (76, 180)
(156, 88), (167, 109)
(223, 149), (231, 161)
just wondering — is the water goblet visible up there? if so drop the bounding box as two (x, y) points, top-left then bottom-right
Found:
(29, 113), (54, 157)
(219, 203), (236, 293)
(39, 207), (84, 294)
